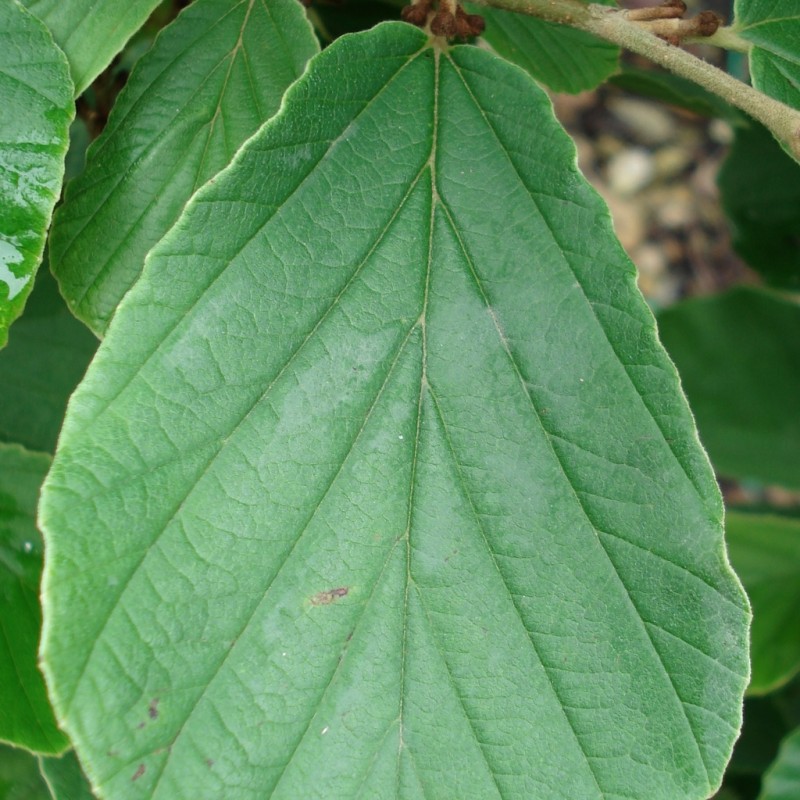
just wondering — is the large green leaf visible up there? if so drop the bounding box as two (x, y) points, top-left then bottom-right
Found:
(40, 23), (749, 799)
(658, 287), (800, 490)
(759, 726), (800, 800)
(469, 1), (619, 93)
(39, 751), (94, 800)
(0, 744), (51, 800)
(20, 0), (161, 96)
(726, 512), (800, 695)
(50, 0), (318, 336)
(0, 0), (72, 349)
(718, 119), (800, 290)
(0, 266), (97, 453)
(734, 0), (800, 111)
(0, 445), (66, 754)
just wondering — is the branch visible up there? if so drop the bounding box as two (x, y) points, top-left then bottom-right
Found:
(469, 0), (800, 160)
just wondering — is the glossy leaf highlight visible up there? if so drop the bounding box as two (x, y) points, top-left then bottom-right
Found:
(50, 0), (318, 335)
(0, 445), (66, 754)
(0, 0), (73, 348)
(41, 24), (749, 799)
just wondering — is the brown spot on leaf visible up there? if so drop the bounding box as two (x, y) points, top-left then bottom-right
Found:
(310, 587), (349, 606)
(206, 758), (214, 768)
(132, 764), (146, 782)
(148, 698), (159, 719)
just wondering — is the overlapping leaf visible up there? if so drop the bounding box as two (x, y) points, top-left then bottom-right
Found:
(759, 727), (800, 800)
(718, 120), (800, 290)
(40, 751), (95, 800)
(726, 512), (800, 695)
(658, 288), (800, 489)
(0, 0), (72, 348)
(20, 0), (161, 96)
(734, 0), (800, 111)
(40, 23), (749, 799)
(0, 743), (51, 800)
(0, 445), (66, 754)
(50, 0), (318, 335)
(469, 1), (619, 93)
(0, 267), (97, 453)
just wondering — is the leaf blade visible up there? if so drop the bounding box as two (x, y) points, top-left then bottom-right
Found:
(49, 0), (319, 335)
(0, 444), (67, 754)
(0, 0), (73, 348)
(41, 23), (749, 799)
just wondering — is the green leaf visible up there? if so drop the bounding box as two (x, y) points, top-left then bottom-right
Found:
(40, 24), (749, 799)
(49, 0), (319, 336)
(609, 64), (740, 121)
(658, 287), (800, 490)
(469, 1), (619, 93)
(0, 744), (51, 800)
(39, 752), (94, 800)
(718, 119), (800, 290)
(759, 727), (800, 800)
(0, 266), (97, 453)
(734, 0), (800, 111)
(0, 444), (66, 754)
(20, 0), (161, 96)
(726, 512), (800, 695)
(0, 0), (73, 349)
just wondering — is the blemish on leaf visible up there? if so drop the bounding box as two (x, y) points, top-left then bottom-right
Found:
(132, 764), (146, 782)
(148, 698), (159, 719)
(310, 587), (349, 606)
(205, 758), (214, 768)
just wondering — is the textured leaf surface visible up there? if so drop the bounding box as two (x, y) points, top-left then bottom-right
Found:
(0, 744), (51, 800)
(0, 267), (97, 453)
(760, 727), (800, 800)
(41, 24), (749, 800)
(0, 0), (72, 349)
(734, 0), (800, 111)
(50, 0), (318, 335)
(718, 119), (800, 290)
(40, 751), (95, 800)
(469, 1), (619, 93)
(658, 287), (800, 489)
(20, 0), (161, 96)
(726, 512), (800, 695)
(0, 445), (66, 754)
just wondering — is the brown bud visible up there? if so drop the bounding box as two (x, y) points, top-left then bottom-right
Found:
(401, 3), (429, 26)
(662, 0), (687, 11)
(430, 9), (457, 37)
(695, 10), (722, 36)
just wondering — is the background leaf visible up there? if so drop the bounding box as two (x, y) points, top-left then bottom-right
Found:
(49, 0), (319, 335)
(759, 726), (800, 800)
(469, 1), (619, 93)
(41, 23), (748, 799)
(39, 751), (95, 800)
(734, 0), (800, 111)
(0, 444), (66, 754)
(658, 287), (800, 490)
(726, 512), (800, 695)
(0, 0), (73, 348)
(0, 744), (51, 800)
(718, 119), (800, 290)
(20, 0), (161, 96)
(0, 266), (97, 453)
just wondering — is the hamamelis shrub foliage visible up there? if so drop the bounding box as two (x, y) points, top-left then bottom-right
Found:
(2, 0), (800, 797)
